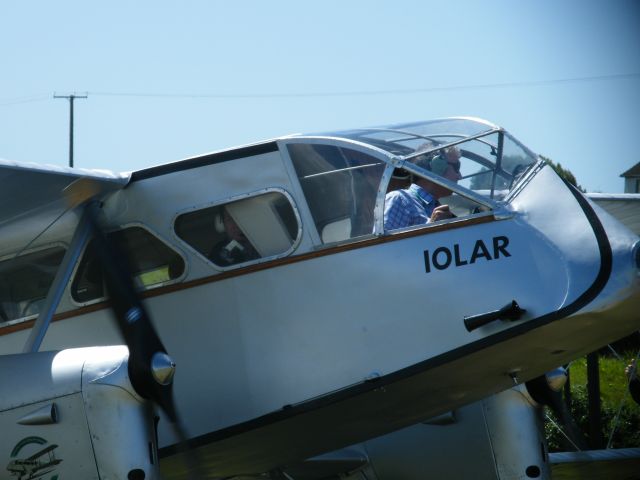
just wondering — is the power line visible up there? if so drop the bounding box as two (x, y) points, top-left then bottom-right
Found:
(0, 94), (49, 106)
(0, 72), (637, 108)
(86, 72), (640, 99)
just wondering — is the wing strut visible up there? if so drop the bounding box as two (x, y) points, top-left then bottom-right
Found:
(22, 206), (93, 353)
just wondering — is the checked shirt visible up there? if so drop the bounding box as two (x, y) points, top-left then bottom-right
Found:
(384, 183), (438, 230)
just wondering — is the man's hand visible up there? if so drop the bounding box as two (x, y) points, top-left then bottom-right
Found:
(430, 204), (455, 222)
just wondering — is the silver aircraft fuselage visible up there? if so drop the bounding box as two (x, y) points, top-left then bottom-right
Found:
(0, 118), (638, 476)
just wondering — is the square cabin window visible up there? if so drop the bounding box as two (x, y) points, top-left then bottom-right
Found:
(71, 226), (185, 303)
(175, 191), (299, 268)
(0, 246), (66, 325)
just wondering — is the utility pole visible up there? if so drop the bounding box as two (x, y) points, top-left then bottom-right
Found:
(54, 92), (87, 167)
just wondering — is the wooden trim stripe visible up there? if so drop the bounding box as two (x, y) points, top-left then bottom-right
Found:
(0, 215), (496, 335)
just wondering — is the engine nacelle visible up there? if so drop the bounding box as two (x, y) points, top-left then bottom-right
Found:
(0, 346), (158, 480)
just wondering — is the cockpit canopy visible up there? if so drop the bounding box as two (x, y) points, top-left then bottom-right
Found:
(318, 117), (539, 198)
(286, 117), (540, 244)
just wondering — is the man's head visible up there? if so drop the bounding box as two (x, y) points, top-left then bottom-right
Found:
(388, 167), (412, 192)
(222, 209), (246, 243)
(413, 146), (462, 198)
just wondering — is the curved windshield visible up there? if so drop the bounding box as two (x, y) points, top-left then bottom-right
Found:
(405, 131), (537, 198)
(321, 118), (498, 156)
(322, 118), (538, 199)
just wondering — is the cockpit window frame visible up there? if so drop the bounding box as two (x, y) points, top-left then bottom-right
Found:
(302, 118), (538, 204)
(279, 137), (394, 242)
(317, 117), (500, 155)
(280, 136), (509, 239)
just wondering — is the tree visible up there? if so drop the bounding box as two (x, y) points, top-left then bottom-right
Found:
(541, 155), (585, 192)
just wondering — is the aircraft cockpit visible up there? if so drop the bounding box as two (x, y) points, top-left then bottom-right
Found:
(284, 117), (539, 243)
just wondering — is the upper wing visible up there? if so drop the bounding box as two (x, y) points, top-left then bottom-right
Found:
(0, 159), (129, 250)
(25, 444), (58, 461)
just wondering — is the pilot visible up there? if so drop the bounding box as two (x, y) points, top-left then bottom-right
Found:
(209, 208), (259, 266)
(384, 146), (462, 230)
(387, 168), (412, 192)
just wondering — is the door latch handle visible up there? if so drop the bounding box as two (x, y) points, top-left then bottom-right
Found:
(464, 300), (526, 332)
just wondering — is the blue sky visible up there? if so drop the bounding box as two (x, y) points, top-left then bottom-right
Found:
(1, 0), (639, 192)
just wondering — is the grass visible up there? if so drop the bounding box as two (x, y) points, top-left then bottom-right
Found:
(567, 355), (640, 412)
(545, 352), (640, 451)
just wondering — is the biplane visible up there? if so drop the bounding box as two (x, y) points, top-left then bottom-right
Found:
(6, 443), (61, 480)
(0, 117), (638, 479)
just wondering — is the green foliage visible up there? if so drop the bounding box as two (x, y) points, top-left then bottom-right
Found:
(545, 354), (640, 451)
(541, 155), (586, 192)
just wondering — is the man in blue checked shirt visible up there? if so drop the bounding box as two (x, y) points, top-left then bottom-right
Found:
(384, 147), (462, 230)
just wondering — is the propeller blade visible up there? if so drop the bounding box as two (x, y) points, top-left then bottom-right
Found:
(83, 201), (204, 478)
(84, 201), (178, 421)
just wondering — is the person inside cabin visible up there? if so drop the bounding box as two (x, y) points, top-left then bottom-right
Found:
(384, 145), (462, 230)
(387, 168), (412, 193)
(625, 361), (640, 405)
(210, 208), (259, 266)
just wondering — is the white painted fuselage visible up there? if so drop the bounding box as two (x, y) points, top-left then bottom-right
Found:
(0, 118), (638, 476)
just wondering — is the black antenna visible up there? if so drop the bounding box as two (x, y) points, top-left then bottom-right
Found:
(53, 92), (87, 167)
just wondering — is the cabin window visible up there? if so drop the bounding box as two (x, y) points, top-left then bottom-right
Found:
(0, 246), (66, 325)
(287, 144), (385, 242)
(175, 191), (299, 268)
(71, 226), (185, 303)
